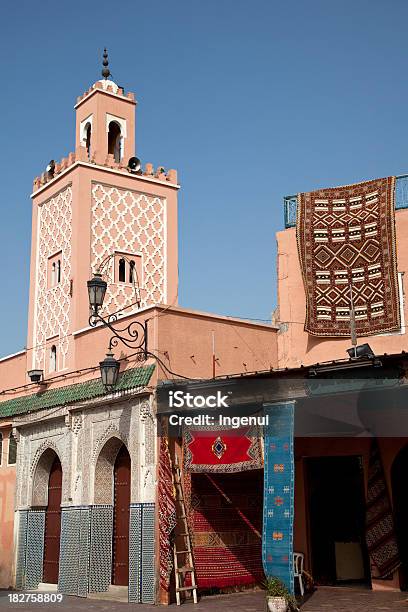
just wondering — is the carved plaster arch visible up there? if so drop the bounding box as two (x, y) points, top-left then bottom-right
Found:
(93, 435), (130, 505)
(31, 445), (62, 507)
(91, 424), (126, 464)
(30, 440), (60, 477)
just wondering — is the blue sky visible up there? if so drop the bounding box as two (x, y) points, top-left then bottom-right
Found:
(1, 0), (408, 357)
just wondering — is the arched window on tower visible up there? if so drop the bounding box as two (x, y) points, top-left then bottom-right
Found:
(57, 259), (61, 284)
(0, 432), (2, 466)
(108, 121), (121, 163)
(129, 260), (136, 283)
(85, 122), (92, 159)
(118, 258), (126, 283)
(50, 345), (57, 373)
(51, 262), (56, 287)
(8, 432), (17, 465)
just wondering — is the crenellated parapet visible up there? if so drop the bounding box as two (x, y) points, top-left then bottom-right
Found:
(32, 149), (178, 192)
(75, 79), (136, 106)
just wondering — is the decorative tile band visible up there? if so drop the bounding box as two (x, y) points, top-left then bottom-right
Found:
(25, 510), (46, 590)
(15, 510), (28, 589)
(129, 503), (156, 604)
(58, 507), (90, 597)
(88, 505), (113, 593)
(141, 503), (155, 604)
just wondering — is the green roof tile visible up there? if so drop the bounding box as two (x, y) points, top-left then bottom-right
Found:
(0, 365), (155, 418)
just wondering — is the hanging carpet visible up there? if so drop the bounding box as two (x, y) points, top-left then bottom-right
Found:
(158, 437), (176, 592)
(297, 177), (400, 336)
(183, 425), (263, 473)
(262, 402), (295, 593)
(185, 471), (264, 589)
(365, 438), (401, 578)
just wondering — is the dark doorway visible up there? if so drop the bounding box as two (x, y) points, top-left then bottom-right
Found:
(43, 456), (62, 584)
(112, 445), (131, 586)
(306, 455), (370, 586)
(392, 444), (408, 590)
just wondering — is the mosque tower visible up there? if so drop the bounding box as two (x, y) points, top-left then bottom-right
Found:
(26, 50), (179, 376)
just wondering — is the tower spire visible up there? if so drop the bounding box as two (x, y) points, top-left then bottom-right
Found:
(101, 48), (111, 80)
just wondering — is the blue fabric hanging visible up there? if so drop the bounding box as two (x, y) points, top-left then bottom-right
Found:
(262, 401), (295, 593)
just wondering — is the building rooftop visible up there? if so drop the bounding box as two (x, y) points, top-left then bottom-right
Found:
(0, 364), (155, 418)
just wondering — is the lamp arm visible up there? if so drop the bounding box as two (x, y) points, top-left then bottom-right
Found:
(89, 311), (148, 358)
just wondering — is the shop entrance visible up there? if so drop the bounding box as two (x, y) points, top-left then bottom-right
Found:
(112, 445), (131, 586)
(43, 456), (62, 584)
(306, 456), (370, 586)
(392, 444), (408, 590)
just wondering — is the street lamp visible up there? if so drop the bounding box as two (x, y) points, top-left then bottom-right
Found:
(87, 273), (107, 314)
(99, 352), (120, 391)
(87, 268), (148, 392)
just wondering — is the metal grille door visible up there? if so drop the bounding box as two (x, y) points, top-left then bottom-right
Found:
(43, 457), (62, 584)
(112, 445), (131, 586)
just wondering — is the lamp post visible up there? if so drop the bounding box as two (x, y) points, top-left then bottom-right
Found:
(87, 272), (148, 391)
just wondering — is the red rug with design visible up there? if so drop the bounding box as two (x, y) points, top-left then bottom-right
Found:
(187, 471), (264, 588)
(183, 426), (263, 473)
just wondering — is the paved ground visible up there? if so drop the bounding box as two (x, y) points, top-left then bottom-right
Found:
(302, 586), (407, 611)
(0, 587), (407, 611)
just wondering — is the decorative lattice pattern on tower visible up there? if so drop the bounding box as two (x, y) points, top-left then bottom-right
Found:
(297, 177), (400, 336)
(91, 183), (166, 316)
(34, 185), (72, 369)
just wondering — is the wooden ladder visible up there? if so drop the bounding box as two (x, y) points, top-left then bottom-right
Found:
(172, 456), (198, 605)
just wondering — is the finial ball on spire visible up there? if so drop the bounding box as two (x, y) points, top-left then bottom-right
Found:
(101, 48), (111, 79)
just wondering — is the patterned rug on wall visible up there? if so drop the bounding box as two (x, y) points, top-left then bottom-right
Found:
(365, 438), (401, 578)
(183, 425), (263, 473)
(185, 471), (264, 589)
(296, 177), (400, 336)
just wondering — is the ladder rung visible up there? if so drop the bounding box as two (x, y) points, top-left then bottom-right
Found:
(176, 549), (191, 554)
(176, 586), (197, 592)
(177, 532), (189, 536)
(177, 566), (194, 573)
(177, 515), (187, 520)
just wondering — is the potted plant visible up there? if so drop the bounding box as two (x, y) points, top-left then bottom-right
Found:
(264, 577), (299, 612)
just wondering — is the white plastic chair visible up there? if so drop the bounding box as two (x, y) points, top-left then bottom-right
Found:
(293, 552), (305, 596)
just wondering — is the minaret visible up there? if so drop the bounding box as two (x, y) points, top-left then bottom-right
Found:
(74, 49), (136, 164)
(26, 51), (179, 377)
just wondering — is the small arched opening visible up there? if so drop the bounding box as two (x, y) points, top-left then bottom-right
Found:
(129, 260), (136, 283)
(8, 432), (17, 465)
(49, 345), (57, 373)
(108, 121), (121, 163)
(0, 432), (3, 466)
(118, 258), (126, 283)
(85, 122), (92, 159)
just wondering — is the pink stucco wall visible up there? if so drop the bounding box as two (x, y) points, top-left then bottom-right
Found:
(276, 208), (408, 368)
(0, 424), (16, 589)
(0, 352), (27, 394)
(1, 305), (277, 403)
